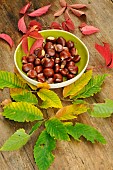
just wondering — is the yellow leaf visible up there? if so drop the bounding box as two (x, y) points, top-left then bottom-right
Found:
(37, 82), (50, 89)
(63, 70), (92, 98)
(55, 104), (88, 120)
(10, 88), (27, 95)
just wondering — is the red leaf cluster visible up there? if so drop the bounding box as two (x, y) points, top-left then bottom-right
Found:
(79, 23), (99, 35)
(95, 42), (113, 68)
(0, 33), (14, 48)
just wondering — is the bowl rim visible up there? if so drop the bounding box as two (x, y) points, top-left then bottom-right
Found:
(14, 29), (89, 89)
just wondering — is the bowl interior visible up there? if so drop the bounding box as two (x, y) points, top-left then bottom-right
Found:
(15, 30), (89, 88)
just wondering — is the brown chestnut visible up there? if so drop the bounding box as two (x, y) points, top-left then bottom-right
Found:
(60, 50), (71, 60)
(67, 74), (75, 79)
(22, 63), (34, 73)
(67, 61), (75, 67)
(61, 60), (67, 69)
(56, 37), (66, 46)
(55, 64), (60, 73)
(68, 65), (78, 74)
(46, 49), (55, 57)
(54, 44), (63, 52)
(66, 40), (74, 49)
(46, 77), (54, 84)
(34, 58), (41, 66)
(46, 36), (56, 43)
(54, 74), (63, 83)
(70, 47), (77, 56)
(63, 47), (69, 51)
(42, 58), (54, 68)
(55, 57), (61, 64)
(27, 70), (37, 79)
(72, 55), (81, 63)
(35, 65), (43, 74)
(43, 68), (54, 78)
(44, 42), (54, 51)
(60, 68), (69, 76)
(34, 48), (42, 57)
(22, 56), (28, 64)
(27, 55), (35, 63)
(37, 73), (45, 83)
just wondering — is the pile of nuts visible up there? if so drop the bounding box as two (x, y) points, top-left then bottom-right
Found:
(22, 36), (81, 84)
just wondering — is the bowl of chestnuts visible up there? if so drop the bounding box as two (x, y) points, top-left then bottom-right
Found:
(14, 30), (89, 88)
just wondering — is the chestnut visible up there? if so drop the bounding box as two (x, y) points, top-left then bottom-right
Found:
(67, 74), (75, 79)
(34, 48), (42, 57)
(22, 63), (34, 73)
(63, 47), (69, 51)
(60, 50), (71, 60)
(22, 56), (28, 64)
(54, 44), (63, 52)
(54, 74), (63, 83)
(27, 70), (37, 79)
(70, 47), (77, 56)
(27, 55), (35, 63)
(35, 65), (43, 74)
(61, 60), (66, 69)
(34, 58), (41, 66)
(55, 64), (60, 73)
(46, 36), (56, 43)
(42, 58), (54, 68)
(60, 68), (69, 76)
(68, 65), (78, 74)
(37, 73), (45, 83)
(44, 42), (54, 51)
(43, 68), (54, 78)
(72, 55), (81, 63)
(46, 77), (54, 84)
(46, 49), (55, 57)
(56, 37), (66, 46)
(66, 40), (74, 49)
(55, 57), (61, 64)
(67, 61), (75, 67)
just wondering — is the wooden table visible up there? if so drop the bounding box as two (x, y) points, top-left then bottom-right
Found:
(0, 0), (113, 169)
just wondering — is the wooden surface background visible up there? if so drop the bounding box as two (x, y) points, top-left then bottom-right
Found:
(0, 0), (113, 169)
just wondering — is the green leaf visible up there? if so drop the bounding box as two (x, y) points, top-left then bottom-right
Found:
(34, 130), (56, 170)
(55, 104), (88, 120)
(29, 121), (43, 135)
(0, 71), (27, 89)
(10, 88), (38, 104)
(88, 99), (113, 118)
(63, 70), (92, 97)
(65, 123), (106, 144)
(3, 102), (43, 122)
(0, 129), (30, 151)
(45, 118), (70, 141)
(74, 74), (107, 99)
(37, 89), (62, 109)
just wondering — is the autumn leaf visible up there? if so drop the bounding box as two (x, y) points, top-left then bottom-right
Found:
(37, 82), (50, 89)
(18, 16), (27, 34)
(22, 37), (28, 54)
(28, 4), (51, 17)
(68, 4), (87, 9)
(63, 70), (92, 98)
(19, 2), (31, 14)
(55, 104), (88, 120)
(50, 22), (62, 29)
(64, 9), (71, 20)
(28, 20), (42, 31)
(54, 7), (66, 17)
(70, 8), (86, 17)
(0, 33), (14, 48)
(109, 53), (113, 68)
(30, 39), (43, 54)
(80, 23), (99, 35)
(60, 0), (67, 7)
(95, 42), (112, 66)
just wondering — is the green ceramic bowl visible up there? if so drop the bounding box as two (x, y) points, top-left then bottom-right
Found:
(14, 30), (89, 89)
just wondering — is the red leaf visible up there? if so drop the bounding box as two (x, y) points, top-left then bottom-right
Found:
(50, 22), (62, 29)
(95, 43), (112, 66)
(108, 53), (113, 68)
(70, 8), (86, 17)
(19, 2), (31, 14)
(22, 37), (28, 54)
(54, 7), (66, 17)
(28, 4), (51, 17)
(18, 16), (27, 33)
(80, 25), (99, 35)
(62, 21), (70, 32)
(64, 9), (71, 20)
(28, 20), (42, 30)
(68, 4), (87, 9)
(65, 19), (75, 31)
(79, 22), (87, 28)
(0, 33), (14, 48)
(29, 31), (43, 40)
(59, 0), (67, 7)
(30, 39), (43, 54)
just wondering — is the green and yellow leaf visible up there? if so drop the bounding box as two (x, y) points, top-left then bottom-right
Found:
(63, 70), (92, 98)
(45, 118), (70, 141)
(0, 129), (30, 151)
(37, 82), (50, 89)
(65, 123), (106, 144)
(88, 99), (113, 118)
(29, 121), (43, 135)
(55, 104), (88, 120)
(74, 74), (107, 99)
(37, 89), (62, 109)
(0, 71), (27, 89)
(10, 88), (38, 104)
(34, 130), (56, 170)
(2, 102), (43, 122)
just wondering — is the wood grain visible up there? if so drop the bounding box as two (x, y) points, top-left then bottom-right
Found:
(0, 0), (113, 170)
